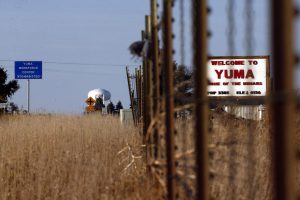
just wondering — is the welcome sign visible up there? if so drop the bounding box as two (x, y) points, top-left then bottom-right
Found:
(207, 56), (269, 97)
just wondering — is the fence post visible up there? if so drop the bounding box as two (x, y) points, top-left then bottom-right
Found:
(136, 68), (142, 124)
(192, 0), (209, 200)
(162, 0), (176, 199)
(151, 0), (160, 159)
(145, 15), (153, 133)
(126, 66), (136, 126)
(142, 30), (148, 143)
(271, 0), (296, 200)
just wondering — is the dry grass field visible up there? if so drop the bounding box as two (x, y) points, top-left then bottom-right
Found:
(0, 111), (299, 200)
(0, 114), (154, 200)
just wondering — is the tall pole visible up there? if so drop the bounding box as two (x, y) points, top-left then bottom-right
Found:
(193, 0), (209, 199)
(27, 79), (30, 113)
(163, 0), (176, 199)
(271, 0), (296, 200)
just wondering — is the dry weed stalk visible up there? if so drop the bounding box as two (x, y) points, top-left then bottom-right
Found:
(117, 143), (143, 175)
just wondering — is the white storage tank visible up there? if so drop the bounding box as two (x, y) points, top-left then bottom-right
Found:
(88, 88), (111, 101)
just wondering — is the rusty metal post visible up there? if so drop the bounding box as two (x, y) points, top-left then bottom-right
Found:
(139, 65), (144, 127)
(162, 0), (176, 199)
(135, 68), (140, 123)
(145, 16), (153, 130)
(192, 0), (209, 200)
(271, 0), (296, 200)
(151, 0), (160, 114)
(136, 69), (142, 122)
(151, 0), (160, 159)
(142, 30), (148, 142)
(145, 15), (155, 159)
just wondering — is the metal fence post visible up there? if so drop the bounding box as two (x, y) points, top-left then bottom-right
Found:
(271, 0), (296, 200)
(145, 15), (153, 132)
(163, 0), (176, 199)
(151, 0), (160, 159)
(142, 30), (148, 143)
(126, 66), (136, 126)
(192, 0), (209, 199)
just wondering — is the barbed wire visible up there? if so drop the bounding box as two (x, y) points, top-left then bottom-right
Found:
(179, 0), (185, 66)
(245, 0), (254, 55)
(228, 0), (236, 56)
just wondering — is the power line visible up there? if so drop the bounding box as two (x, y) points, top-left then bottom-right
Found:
(44, 68), (124, 76)
(0, 59), (138, 67)
(3, 67), (124, 77)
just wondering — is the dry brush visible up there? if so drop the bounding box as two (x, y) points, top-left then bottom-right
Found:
(0, 114), (153, 200)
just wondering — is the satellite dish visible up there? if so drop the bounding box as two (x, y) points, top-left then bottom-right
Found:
(88, 89), (111, 101)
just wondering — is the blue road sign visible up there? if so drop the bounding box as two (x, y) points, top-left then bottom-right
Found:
(15, 61), (42, 79)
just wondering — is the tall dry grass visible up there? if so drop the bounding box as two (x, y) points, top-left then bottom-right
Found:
(174, 110), (300, 200)
(208, 111), (273, 200)
(0, 111), (299, 200)
(0, 114), (154, 200)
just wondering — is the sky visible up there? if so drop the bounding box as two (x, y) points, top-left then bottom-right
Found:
(0, 0), (299, 113)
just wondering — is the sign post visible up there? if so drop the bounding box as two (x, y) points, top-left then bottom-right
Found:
(28, 79), (30, 113)
(15, 61), (43, 113)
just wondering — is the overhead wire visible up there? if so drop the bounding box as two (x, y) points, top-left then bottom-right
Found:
(0, 66), (126, 77)
(0, 59), (137, 67)
(0, 59), (138, 76)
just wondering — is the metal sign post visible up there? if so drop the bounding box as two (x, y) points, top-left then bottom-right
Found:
(27, 79), (30, 113)
(15, 61), (43, 113)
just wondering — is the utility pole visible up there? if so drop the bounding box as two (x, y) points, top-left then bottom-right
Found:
(193, 0), (209, 200)
(271, 0), (296, 200)
(162, 0), (176, 199)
